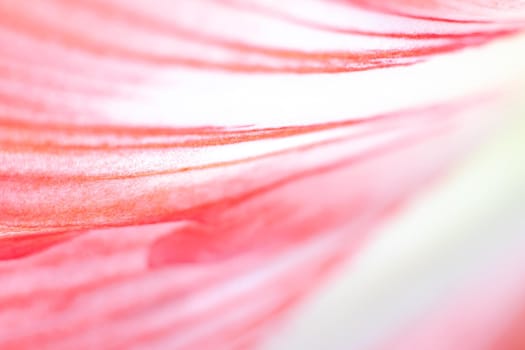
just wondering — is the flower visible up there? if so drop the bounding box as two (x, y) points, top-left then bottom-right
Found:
(0, 1), (524, 349)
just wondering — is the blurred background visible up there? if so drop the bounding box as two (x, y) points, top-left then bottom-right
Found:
(267, 34), (525, 350)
